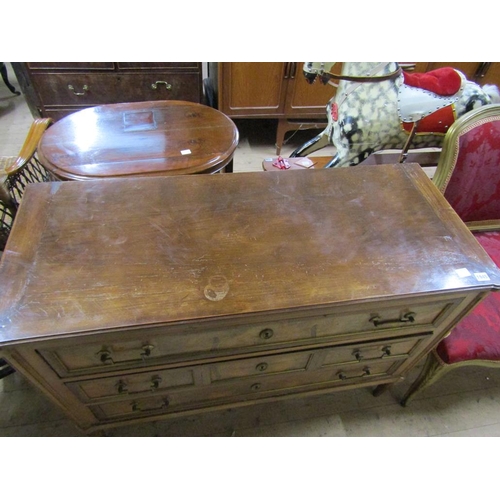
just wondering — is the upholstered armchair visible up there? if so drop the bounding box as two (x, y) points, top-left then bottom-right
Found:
(401, 104), (500, 405)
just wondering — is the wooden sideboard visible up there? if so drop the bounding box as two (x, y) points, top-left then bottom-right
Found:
(12, 62), (203, 121)
(0, 164), (499, 433)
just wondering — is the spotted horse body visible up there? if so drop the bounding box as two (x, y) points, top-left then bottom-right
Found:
(290, 62), (500, 168)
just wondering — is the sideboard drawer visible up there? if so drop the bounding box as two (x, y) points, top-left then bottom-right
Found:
(67, 365), (198, 403)
(39, 296), (461, 378)
(320, 333), (430, 366)
(31, 72), (202, 106)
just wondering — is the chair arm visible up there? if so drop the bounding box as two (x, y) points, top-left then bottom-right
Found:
(4, 118), (52, 176)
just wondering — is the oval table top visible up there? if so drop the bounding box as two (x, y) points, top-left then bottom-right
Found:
(38, 100), (239, 180)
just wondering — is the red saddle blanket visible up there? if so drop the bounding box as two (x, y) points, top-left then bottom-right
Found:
(403, 67), (462, 96)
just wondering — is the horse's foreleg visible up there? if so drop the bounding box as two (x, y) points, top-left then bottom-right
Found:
(290, 130), (331, 157)
(323, 153), (343, 168)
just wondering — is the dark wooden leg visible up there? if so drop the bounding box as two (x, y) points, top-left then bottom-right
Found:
(372, 383), (391, 397)
(224, 159), (233, 173)
(0, 63), (21, 95)
(400, 351), (447, 407)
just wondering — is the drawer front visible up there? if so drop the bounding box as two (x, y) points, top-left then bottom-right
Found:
(67, 365), (197, 403)
(31, 72), (202, 106)
(39, 297), (461, 378)
(91, 357), (400, 422)
(209, 350), (311, 382)
(68, 333), (427, 406)
(320, 334), (428, 366)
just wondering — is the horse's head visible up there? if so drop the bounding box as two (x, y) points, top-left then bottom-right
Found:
(303, 62), (337, 84)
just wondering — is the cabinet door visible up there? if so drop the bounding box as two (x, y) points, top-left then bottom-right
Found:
(218, 62), (289, 117)
(284, 62), (339, 117)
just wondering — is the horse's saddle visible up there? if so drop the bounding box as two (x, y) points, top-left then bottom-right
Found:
(398, 67), (465, 134)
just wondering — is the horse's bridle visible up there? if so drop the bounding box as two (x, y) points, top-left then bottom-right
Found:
(314, 63), (402, 85)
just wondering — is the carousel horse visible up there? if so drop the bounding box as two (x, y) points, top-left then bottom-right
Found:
(290, 62), (500, 167)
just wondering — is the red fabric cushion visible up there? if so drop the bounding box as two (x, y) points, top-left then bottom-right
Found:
(437, 232), (500, 363)
(403, 68), (462, 96)
(443, 120), (500, 223)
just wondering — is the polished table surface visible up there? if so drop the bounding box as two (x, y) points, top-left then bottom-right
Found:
(38, 100), (239, 180)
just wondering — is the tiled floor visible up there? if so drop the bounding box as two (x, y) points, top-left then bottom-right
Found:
(2, 64), (500, 437)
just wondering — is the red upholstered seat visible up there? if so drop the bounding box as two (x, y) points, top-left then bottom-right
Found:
(437, 232), (500, 364)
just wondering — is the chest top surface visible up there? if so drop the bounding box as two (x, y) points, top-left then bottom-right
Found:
(1, 163), (499, 344)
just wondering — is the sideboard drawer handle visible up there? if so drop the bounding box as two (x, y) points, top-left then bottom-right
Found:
(352, 350), (363, 361)
(338, 367), (372, 381)
(151, 81), (172, 90)
(67, 84), (89, 96)
(117, 380), (128, 394)
(259, 328), (274, 340)
(140, 344), (156, 359)
(150, 376), (162, 391)
(132, 398), (169, 412)
(381, 346), (392, 357)
(251, 383), (262, 391)
(369, 311), (416, 327)
(256, 362), (268, 372)
(96, 349), (114, 365)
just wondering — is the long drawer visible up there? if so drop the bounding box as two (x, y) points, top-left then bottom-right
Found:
(67, 333), (430, 405)
(31, 72), (202, 106)
(39, 296), (462, 378)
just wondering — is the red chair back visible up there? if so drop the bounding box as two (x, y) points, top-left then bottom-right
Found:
(433, 105), (500, 230)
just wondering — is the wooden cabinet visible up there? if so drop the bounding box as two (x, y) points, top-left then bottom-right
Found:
(1, 164), (499, 433)
(211, 62), (339, 153)
(12, 62), (203, 121)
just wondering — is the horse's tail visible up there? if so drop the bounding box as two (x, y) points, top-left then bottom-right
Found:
(483, 84), (500, 103)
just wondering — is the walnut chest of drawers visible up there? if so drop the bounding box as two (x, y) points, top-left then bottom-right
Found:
(12, 62), (203, 121)
(0, 164), (499, 433)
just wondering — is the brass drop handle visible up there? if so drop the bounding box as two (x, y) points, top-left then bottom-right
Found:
(369, 312), (416, 327)
(259, 328), (274, 340)
(151, 81), (172, 90)
(117, 380), (128, 394)
(67, 84), (89, 96)
(132, 398), (169, 412)
(381, 346), (392, 357)
(338, 367), (371, 380)
(353, 350), (363, 361)
(150, 376), (162, 391)
(96, 349), (114, 365)
(141, 344), (155, 359)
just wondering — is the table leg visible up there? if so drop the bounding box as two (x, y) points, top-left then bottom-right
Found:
(224, 159), (233, 173)
(372, 383), (391, 397)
